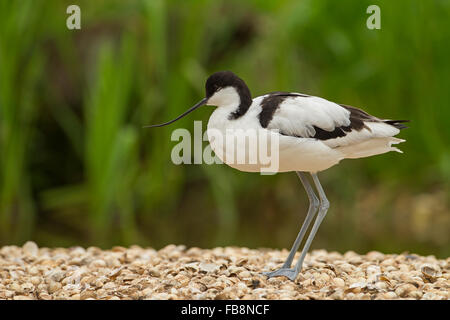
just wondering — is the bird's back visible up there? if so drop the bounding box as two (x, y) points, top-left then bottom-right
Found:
(251, 92), (408, 171)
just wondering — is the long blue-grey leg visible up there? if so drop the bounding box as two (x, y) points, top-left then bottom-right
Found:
(282, 172), (320, 267)
(262, 171), (319, 278)
(290, 173), (330, 278)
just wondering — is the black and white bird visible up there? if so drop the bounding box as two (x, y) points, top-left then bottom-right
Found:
(146, 71), (408, 281)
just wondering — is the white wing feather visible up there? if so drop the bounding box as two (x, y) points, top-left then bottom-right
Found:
(267, 96), (351, 138)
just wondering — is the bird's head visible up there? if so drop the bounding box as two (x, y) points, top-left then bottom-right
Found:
(205, 71), (251, 107)
(144, 71), (251, 128)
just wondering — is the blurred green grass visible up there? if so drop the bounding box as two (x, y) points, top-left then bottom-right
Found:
(0, 0), (449, 257)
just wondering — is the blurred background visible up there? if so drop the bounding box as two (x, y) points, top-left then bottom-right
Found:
(0, 0), (449, 258)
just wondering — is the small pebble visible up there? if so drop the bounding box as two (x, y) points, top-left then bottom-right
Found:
(13, 295), (34, 300)
(383, 291), (397, 299)
(333, 277), (345, 287)
(48, 281), (62, 294)
(22, 241), (39, 257)
(395, 284), (416, 298)
(199, 262), (219, 273)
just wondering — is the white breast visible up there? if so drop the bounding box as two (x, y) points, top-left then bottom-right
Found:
(207, 99), (270, 172)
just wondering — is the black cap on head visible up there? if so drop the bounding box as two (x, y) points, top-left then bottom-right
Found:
(205, 71), (251, 100)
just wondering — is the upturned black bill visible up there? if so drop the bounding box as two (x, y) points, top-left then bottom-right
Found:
(143, 98), (208, 128)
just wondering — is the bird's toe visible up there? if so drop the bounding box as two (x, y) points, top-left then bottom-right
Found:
(262, 268), (298, 281)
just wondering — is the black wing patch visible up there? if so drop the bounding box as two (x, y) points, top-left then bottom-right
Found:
(311, 104), (409, 140)
(312, 125), (352, 140)
(258, 92), (309, 128)
(339, 104), (409, 132)
(308, 105), (372, 140)
(383, 119), (410, 130)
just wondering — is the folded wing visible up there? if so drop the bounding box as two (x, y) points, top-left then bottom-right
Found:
(258, 92), (408, 158)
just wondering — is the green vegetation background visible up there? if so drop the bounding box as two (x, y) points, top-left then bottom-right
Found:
(0, 0), (449, 257)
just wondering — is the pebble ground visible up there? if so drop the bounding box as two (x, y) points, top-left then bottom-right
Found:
(0, 242), (448, 300)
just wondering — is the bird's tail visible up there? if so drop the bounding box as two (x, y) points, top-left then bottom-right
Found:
(339, 137), (405, 159)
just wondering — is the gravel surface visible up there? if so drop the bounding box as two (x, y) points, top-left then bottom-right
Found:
(0, 241), (448, 300)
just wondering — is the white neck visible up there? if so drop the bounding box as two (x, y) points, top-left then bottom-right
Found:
(206, 87), (240, 109)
